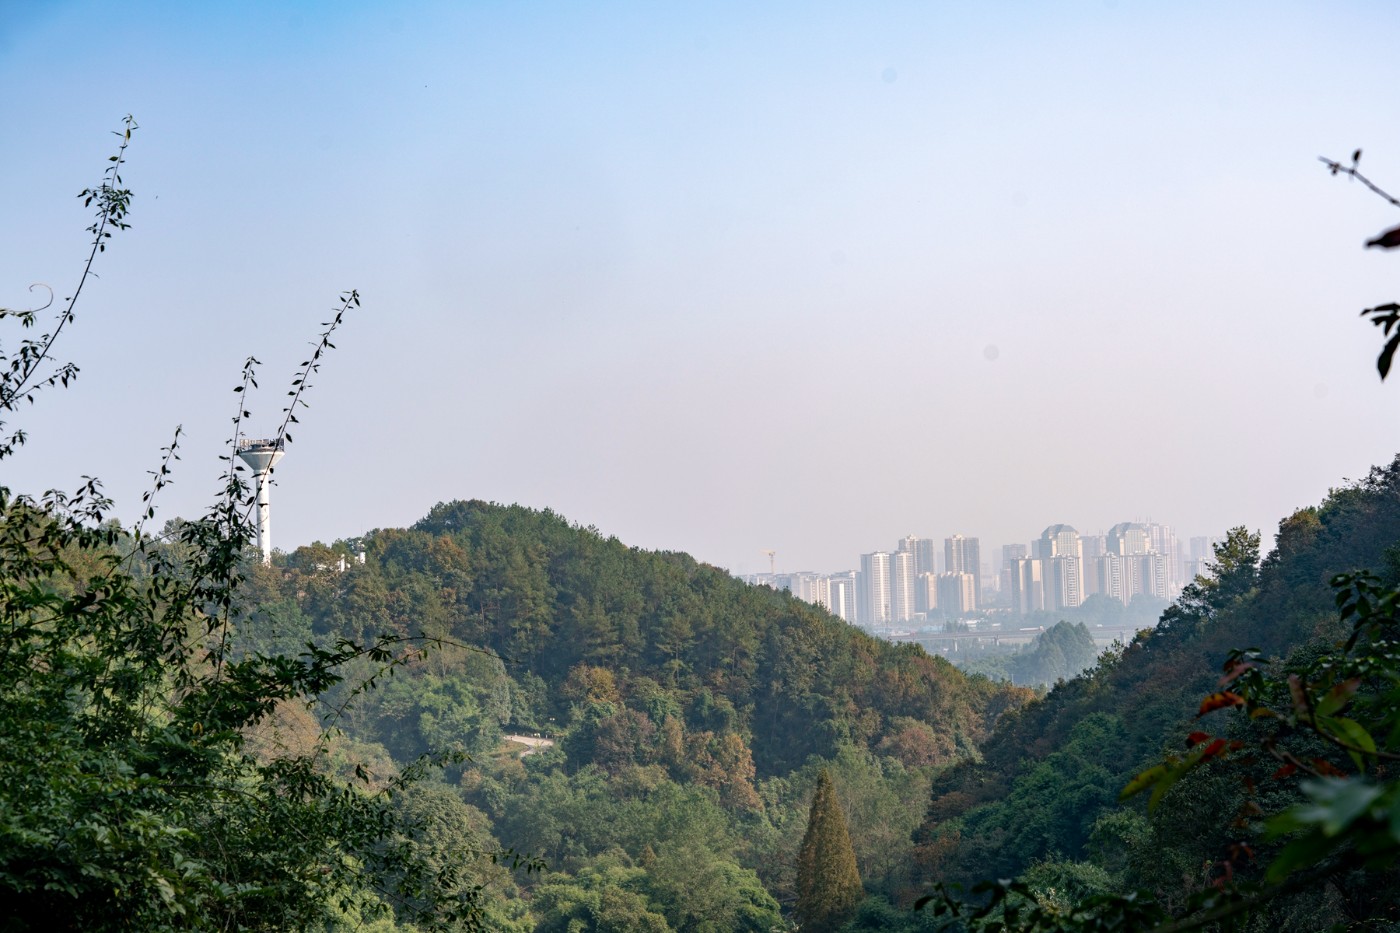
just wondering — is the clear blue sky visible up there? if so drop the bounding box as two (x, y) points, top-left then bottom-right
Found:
(4, 1), (1400, 573)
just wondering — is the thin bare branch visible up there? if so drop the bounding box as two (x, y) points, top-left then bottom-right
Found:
(1319, 153), (1400, 208)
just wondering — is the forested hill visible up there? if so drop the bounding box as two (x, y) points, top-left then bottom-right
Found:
(915, 456), (1400, 907)
(236, 500), (1033, 928)
(260, 499), (1027, 777)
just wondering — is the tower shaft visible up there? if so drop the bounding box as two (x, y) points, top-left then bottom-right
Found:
(254, 469), (273, 563)
(235, 439), (285, 565)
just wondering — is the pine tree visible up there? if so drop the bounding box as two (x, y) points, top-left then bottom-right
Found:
(796, 768), (864, 932)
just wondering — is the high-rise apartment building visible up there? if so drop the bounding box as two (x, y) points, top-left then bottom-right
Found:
(944, 535), (981, 609)
(898, 535), (938, 576)
(916, 571), (937, 615)
(860, 551), (893, 628)
(1144, 523), (1178, 591)
(825, 572), (858, 623)
(1040, 524), (1084, 560)
(1081, 535), (1106, 597)
(1126, 552), (1169, 600)
(1047, 555), (1083, 610)
(1107, 521), (1152, 556)
(891, 550), (917, 623)
(1009, 557), (1045, 614)
(1093, 552), (1124, 602)
(786, 572), (824, 604)
(1001, 543), (1028, 600)
(1185, 535), (1215, 583)
(1081, 534), (1107, 560)
(1038, 525), (1083, 611)
(1189, 536), (1214, 563)
(937, 572), (978, 617)
(1005, 526), (1086, 614)
(1095, 522), (1176, 601)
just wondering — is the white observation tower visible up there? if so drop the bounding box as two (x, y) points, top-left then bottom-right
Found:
(236, 438), (285, 564)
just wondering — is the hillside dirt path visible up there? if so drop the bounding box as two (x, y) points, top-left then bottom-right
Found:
(503, 734), (555, 757)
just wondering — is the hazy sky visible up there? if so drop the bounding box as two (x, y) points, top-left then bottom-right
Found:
(5, 1), (1400, 575)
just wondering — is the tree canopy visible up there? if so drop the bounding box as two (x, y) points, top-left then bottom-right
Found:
(0, 119), (481, 931)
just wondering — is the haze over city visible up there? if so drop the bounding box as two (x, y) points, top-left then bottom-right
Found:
(4, 1), (1400, 575)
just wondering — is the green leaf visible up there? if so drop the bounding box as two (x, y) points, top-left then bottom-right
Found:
(1323, 715), (1378, 771)
(1149, 761), (1190, 812)
(1120, 763), (1170, 801)
(1273, 777), (1384, 838)
(1315, 679), (1360, 718)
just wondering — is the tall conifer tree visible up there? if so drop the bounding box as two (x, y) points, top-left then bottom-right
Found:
(796, 768), (864, 932)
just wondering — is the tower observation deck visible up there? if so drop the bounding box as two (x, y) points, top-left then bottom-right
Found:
(236, 438), (284, 564)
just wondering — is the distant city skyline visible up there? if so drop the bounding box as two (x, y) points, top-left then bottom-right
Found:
(744, 521), (1205, 578)
(742, 522), (1209, 626)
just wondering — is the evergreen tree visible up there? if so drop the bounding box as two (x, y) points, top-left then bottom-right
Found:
(796, 769), (864, 933)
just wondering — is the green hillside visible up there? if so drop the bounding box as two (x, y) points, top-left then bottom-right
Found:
(238, 499), (1034, 928)
(913, 457), (1400, 927)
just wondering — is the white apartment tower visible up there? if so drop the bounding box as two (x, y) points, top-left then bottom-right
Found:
(1094, 552), (1125, 603)
(890, 550), (918, 623)
(1009, 557), (1045, 614)
(825, 572), (859, 623)
(937, 572), (978, 617)
(1047, 555), (1083, 610)
(1038, 524), (1083, 611)
(859, 551), (893, 628)
(944, 535), (981, 609)
(1107, 522), (1152, 557)
(1145, 523), (1179, 591)
(916, 571), (938, 615)
(1001, 543), (1028, 602)
(898, 535), (938, 576)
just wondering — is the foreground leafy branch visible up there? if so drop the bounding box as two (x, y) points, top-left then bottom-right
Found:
(0, 115), (137, 459)
(0, 121), (486, 930)
(1320, 149), (1400, 378)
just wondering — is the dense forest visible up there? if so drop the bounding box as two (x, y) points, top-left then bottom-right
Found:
(231, 499), (1035, 929)
(17, 464), (1400, 930)
(911, 459), (1400, 929)
(219, 453), (1400, 930)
